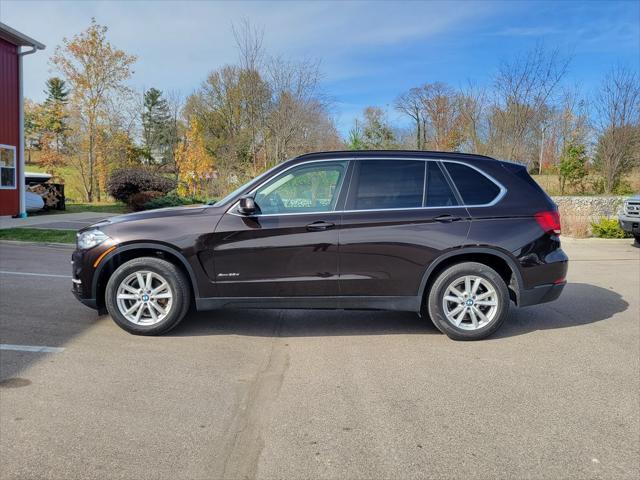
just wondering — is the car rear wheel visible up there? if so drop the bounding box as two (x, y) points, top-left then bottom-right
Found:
(427, 262), (510, 341)
(105, 257), (190, 335)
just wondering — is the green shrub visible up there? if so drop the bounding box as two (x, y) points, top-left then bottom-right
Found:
(590, 218), (631, 239)
(613, 179), (634, 195)
(106, 169), (176, 203)
(142, 192), (209, 210)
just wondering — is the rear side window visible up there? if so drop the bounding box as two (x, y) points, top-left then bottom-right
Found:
(352, 160), (425, 210)
(444, 162), (501, 205)
(425, 162), (458, 207)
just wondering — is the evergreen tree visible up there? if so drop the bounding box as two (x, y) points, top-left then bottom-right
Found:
(142, 88), (174, 165)
(42, 77), (69, 153)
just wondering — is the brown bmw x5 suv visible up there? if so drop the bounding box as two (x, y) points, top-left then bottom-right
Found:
(72, 150), (568, 340)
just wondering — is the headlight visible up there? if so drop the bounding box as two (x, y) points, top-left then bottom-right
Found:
(77, 229), (110, 250)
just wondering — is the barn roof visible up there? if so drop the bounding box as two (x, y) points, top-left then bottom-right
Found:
(0, 22), (45, 50)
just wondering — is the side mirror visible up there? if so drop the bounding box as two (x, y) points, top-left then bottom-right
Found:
(238, 196), (258, 216)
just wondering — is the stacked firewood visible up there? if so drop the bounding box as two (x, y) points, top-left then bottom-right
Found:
(28, 183), (65, 209)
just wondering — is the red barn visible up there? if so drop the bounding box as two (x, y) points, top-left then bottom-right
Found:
(0, 22), (44, 217)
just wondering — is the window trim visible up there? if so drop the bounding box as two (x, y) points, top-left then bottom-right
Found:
(440, 160), (506, 208)
(228, 159), (351, 217)
(0, 144), (17, 190)
(226, 156), (507, 217)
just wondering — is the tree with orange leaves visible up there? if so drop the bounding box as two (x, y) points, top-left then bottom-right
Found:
(51, 19), (136, 202)
(175, 120), (215, 197)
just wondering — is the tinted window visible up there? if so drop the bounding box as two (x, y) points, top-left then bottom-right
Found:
(426, 162), (458, 207)
(444, 162), (501, 205)
(353, 160), (425, 210)
(254, 161), (347, 214)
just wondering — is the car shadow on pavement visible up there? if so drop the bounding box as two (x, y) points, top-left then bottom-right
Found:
(169, 282), (628, 339)
(493, 282), (628, 339)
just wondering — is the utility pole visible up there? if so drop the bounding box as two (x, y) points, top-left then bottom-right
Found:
(539, 124), (546, 175)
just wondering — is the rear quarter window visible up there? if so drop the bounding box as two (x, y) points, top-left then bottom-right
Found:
(444, 163), (501, 205)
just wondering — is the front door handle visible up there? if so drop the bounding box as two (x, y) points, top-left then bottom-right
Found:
(306, 221), (335, 231)
(434, 214), (462, 223)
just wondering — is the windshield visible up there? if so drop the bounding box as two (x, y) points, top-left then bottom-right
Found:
(211, 166), (277, 207)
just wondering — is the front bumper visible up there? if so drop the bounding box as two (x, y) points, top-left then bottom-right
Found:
(619, 215), (639, 235)
(71, 245), (111, 311)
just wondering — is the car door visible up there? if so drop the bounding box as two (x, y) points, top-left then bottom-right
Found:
(211, 160), (350, 298)
(339, 159), (471, 298)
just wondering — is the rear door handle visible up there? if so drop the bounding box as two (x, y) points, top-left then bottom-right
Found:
(306, 221), (335, 231)
(434, 214), (462, 223)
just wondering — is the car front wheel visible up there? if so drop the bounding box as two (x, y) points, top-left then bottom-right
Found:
(427, 262), (510, 341)
(105, 257), (191, 335)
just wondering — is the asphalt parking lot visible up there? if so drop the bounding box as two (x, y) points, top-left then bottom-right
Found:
(1, 238), (638, 479)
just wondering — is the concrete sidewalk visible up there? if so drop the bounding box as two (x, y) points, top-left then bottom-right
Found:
(0, 211), (118, 230)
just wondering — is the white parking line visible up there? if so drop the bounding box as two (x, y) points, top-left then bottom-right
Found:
(0, 270), (70, 279)
(0, 344), (65, 353)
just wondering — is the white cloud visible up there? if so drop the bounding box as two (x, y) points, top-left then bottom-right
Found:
(0, 0), (496, 102)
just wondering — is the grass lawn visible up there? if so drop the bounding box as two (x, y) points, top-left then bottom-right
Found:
(65, 202), (128, 214)
(27, 202), (129, 216)
(0, 228), (76, 244)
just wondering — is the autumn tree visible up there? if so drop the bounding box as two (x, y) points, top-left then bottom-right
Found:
(39, 132), (65, 177)
(24, 98), (43, 164)
(52, 19), (136, 202)
(175, 120), (215, 197)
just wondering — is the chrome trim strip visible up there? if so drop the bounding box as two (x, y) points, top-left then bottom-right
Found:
(226, 156), (507, 218)
(71, 278), (82, 284)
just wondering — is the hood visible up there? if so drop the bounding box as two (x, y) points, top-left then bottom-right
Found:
(81, 204), (212, 232)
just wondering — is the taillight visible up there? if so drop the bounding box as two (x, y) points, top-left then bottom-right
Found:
(535, 210), (561, 235)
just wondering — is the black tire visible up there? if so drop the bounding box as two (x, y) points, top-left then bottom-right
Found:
(427, 262), (510, 341)
(633, 234), (640, 247)
(105, 257), (191, 335)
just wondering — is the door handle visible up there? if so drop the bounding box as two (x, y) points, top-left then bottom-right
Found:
(434, 214), (462, 223)
(306, 221), (335, 231)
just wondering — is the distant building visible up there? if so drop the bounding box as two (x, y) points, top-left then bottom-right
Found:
(0, 22), (44, 217)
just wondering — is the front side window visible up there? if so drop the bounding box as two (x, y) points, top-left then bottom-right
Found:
(0, 145), (16, 189)
(444, 162), (501, 205)
(426, 162), (458, 207)
(352, 160), (425, 210)
(253, 161), (347, 215)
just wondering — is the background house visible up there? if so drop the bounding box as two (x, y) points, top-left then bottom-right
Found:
(0, 22), (44, 217)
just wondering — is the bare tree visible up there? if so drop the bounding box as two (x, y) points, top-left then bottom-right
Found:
(265, 56), (325, 163)
(395, 88), (424, 149)
(594, 67), (640, 193)
(233, 19), (269, 169)
(491, 44), (570, 165)
(419, 82), (464, 151)
(458, 83), (490, 155)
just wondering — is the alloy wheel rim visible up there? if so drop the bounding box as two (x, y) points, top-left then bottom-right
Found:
(442, 275), (499, 330)
(116, 270), (173, 326)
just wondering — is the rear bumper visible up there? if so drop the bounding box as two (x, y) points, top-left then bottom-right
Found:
(519, 281), (566, 307)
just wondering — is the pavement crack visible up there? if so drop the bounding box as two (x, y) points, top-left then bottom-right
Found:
(220, 316), (289, 480)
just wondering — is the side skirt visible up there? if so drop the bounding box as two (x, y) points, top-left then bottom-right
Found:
(195, 296), (421, 313)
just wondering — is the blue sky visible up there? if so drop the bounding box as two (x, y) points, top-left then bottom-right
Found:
(1, 0), (638, 135)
